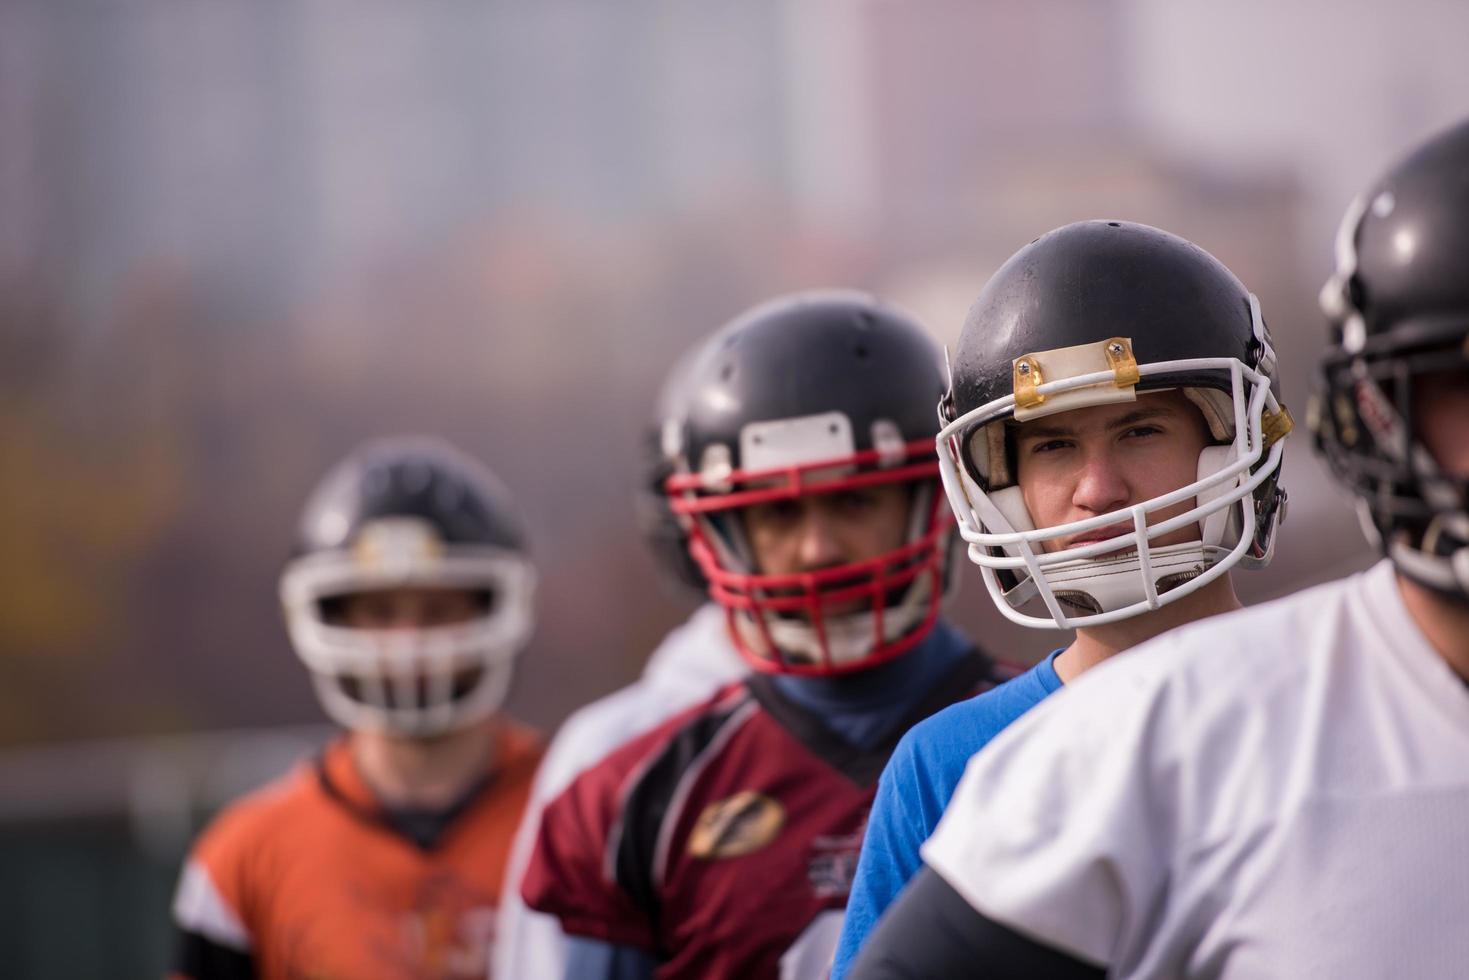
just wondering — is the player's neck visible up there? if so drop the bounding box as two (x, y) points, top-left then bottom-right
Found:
(350, 719), (498, 811)
(1055, 574), (1242, 683)
(1396, 572), (1469, 682)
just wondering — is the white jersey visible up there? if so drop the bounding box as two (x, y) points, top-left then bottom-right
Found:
(494, 603), (744, 979)
(924, 560), (1469, 979)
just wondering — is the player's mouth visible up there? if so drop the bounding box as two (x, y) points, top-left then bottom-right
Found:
(1063, 522), (1135, 552)
(338, 667), (484, 708)
(772, 596), (868, 620)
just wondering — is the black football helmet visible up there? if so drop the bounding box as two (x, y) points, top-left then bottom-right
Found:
(634, 344), (710, 595)
(1313, 119), (1469, 600)
(279, 437), (536, 735)
(938, 220), (1291, 629)
(663, 290), (952, 675)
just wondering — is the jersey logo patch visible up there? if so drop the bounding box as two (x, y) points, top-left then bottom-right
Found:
(807, 830), (863, 898)
(687, 791), (785, 860)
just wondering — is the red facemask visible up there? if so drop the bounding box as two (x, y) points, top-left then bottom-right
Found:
(667, 438), (949, 676)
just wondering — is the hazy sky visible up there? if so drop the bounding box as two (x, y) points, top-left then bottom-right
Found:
(1127, 0), (1469, 264)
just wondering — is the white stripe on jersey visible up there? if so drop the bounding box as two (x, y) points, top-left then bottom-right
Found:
(172, 859), (252, 952)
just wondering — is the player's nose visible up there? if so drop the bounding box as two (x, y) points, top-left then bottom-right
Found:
(1071, 447), (1131, 515)
(794, 509), (846, 570)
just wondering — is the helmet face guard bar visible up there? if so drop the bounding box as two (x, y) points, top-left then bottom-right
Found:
(938, 355), (1286, 630)
(686, 517), (946, 677)
(300, 625), (517, 737)
(666, 439), (940, 513)
(1314, 338), (1468, 504)
(1313, 328), (1469, 598)
(666, 438), (948, 675)
(280, 548), (536, 735)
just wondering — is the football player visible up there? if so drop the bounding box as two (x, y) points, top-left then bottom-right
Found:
(493, 350), (746, 979)
(168, 437), (543, 980)
(520, 290), (1016, 979)
(850, 120), (1469, 979)
(832, 219), (1291, 976)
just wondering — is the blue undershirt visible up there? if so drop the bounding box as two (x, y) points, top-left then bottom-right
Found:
(769, 618), (973, 750)
(830, 649), (1065, 979)
(560, 621), (974, 980)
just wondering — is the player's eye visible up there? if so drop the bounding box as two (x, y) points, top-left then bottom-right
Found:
(748, 498), (803, 526)
(831, 488), (880, 512)
(360, 596), (397, 625)
(1027, 438), (1073, 454)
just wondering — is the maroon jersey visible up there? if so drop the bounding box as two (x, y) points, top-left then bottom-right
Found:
(521, 652), (1006, 979)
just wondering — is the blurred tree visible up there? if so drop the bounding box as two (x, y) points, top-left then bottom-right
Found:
(0, 272), (187, 745)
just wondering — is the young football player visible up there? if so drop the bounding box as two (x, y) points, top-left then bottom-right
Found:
(493, 353), (745, 980)
(519, 291), (1017, 979)
(833, 219), (1292, 977)
(168, 437), (543, 980)
(850, 120), (1469, 979)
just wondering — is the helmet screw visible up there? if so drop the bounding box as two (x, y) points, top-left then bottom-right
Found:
(1017, 362), (1032, 375)
(1108, 342), (1124, 356)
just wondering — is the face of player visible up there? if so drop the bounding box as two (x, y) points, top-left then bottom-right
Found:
(1014, 389), (1213, 554)
(742, 484), (912, 583)
(1413, 364), (1469, 479)
(331, 586), (488, 631)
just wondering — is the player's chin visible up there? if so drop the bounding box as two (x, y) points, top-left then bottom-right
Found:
(1146, 524), (1206, 551)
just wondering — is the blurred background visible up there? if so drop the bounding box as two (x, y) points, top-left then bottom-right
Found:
(3, 0), (1468, 975)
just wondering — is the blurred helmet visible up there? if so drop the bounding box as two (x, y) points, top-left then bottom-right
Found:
(1313, 119), (1469, 600)
(280, 437), (536, 736)
(938, 220), (1291, 630)
(663, 290), (953, 676)
(634, 344), (711, 595)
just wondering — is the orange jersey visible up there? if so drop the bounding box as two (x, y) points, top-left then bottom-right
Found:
(169, 721), (543, 980)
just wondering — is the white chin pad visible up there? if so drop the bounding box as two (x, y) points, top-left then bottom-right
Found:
(1041, 542), (1217, 615)
(988, 485), (1035, 533)
(1196, 445), (1242, 548)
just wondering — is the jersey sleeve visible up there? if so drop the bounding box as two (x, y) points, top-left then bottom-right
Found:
(496, 690), (655, 980)
(521, 686), (752, 955)
(848, 867), (1106, 980)
(920, 651), (1183, 970)
(169, 815), (259, 980)
(519, 722), (678, 952)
